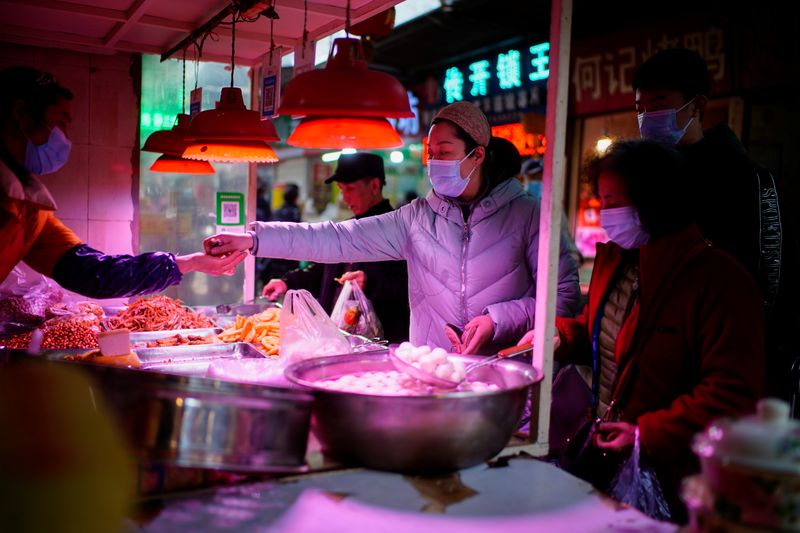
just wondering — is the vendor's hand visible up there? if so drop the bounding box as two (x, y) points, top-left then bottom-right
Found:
(593, 422), (636, 452)
(461, 315), (495, 354)
(518, 329), (561, 350)
(203, 233), (253, 257)
(336, 270), (366, 290)
(262, 279), (288, 300)
(176, 251), (247, 276)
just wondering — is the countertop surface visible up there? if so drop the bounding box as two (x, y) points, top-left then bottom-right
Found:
(132, 454), (678, 532)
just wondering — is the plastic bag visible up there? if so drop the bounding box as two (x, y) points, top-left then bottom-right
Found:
(0, 267), (63, 335)
(279, 289), (352, 367)
(608, 427), (672, 521)
(330, 280), (383, 340)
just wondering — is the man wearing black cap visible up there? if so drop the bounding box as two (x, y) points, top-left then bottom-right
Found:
(262, 152), (410, 343)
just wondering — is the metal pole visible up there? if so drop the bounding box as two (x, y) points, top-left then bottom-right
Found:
(530, 0), (573, 454)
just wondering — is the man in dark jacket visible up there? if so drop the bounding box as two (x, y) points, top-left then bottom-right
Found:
(262, 153), (410, 343)
(633, 48), (800, 400)
(258, 183), (301, 284)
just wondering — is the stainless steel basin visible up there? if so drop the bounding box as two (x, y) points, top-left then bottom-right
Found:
(285, 353), (541, 473)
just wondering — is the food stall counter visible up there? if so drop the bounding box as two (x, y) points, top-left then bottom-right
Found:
(131, 454), (678, 532)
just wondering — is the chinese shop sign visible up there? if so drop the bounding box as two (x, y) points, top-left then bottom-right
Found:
(571, 23), (729, 116)
(421, 42), (550, 126)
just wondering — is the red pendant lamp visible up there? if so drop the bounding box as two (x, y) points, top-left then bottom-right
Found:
(143, 113), (215, 174)
(288, 116), (402, 149)
(182, 14), (280, 163)
(279, 36), (411, 150)
(279, 38), (412, 119)
(182, 87), (280, 163)
(150, 154), (214, 174)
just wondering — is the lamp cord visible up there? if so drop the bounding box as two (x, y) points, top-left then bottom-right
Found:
(193, 41), (200, 91)
(181, 48), (186, 115)
(345, 0), (351, 36)
(302, 0), (308, 58)
(269, 14), (275, 64)
(230, 12), (236, 87)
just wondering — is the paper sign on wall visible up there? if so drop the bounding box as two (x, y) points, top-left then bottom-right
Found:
(261, 46), (283, 119)
(190, 87), (203, 117)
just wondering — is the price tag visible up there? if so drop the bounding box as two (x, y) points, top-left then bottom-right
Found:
(190, 87), (203, 117)
(261, 46), (282, 119)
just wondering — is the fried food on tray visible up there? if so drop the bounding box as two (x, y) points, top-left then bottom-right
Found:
(144, 334), (221, 348)
(64, 349), (142, 369)
(217, 308), (281, 356)
(107, 295), (214, 332)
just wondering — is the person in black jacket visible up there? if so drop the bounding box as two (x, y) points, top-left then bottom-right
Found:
(633, 48), (800, 400)
(262, 153), (410, 343)
(258, 183), (301, 284)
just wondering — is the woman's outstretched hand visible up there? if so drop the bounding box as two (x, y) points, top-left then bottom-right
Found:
(203, 233), (253, 256)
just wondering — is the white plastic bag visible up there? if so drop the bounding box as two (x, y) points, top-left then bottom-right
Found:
(330, 280), (383, 340)
(279, 289), (352, 367)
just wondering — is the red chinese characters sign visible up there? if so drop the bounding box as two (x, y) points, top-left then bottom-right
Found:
(570, 23), (729, 116)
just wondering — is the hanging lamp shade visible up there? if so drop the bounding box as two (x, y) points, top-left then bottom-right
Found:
(150, 154), (215, 174)
(142, 113), (217, 174)
(183, 87), (280, 163)
(143, 113), (192, 154)
(287, 116), (403, 149)
(278, 38), (413, 118)
(183, 140), (279, 163)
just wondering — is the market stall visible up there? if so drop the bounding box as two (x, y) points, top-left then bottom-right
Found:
(0, 0), (688, 532)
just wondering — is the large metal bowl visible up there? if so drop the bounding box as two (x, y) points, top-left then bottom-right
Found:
(284, 353), (541, 473)
(2, 349), (314, 473)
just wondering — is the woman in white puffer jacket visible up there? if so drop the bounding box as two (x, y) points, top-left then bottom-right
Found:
(206, 102), (581, 355)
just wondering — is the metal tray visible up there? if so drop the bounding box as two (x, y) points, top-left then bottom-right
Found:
(135, 342), (266, 376)
(101, 305), (127, 316)
(208, 302), (281, 328)
(129, 328), (222, 347)
(346, 334), (389, 354)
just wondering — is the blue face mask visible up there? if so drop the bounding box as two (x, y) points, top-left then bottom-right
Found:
(427, 148), (477, 198)
(600, 206), (650, 249)
(25, 126), (72, 175)
(637, 99), (695, 144)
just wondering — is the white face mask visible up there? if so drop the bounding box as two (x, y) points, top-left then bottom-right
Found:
(600, 206), (650, 249)
(427, 148), (477, 198)
(24, 126), (72, 175)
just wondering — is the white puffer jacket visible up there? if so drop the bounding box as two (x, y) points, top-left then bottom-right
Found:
(252, 178), (581, 354)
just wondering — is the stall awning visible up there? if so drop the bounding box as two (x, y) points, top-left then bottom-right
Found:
(0, 0), (402, 65)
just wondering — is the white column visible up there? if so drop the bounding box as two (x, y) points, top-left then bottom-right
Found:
(529, 0), (574, 455)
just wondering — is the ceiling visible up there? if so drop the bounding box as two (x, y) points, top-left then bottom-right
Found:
(0, 0), (402, 65)
(0, 0), (793, 91)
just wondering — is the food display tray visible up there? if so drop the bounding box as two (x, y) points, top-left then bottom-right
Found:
(129, 328), (223, 346)
(198, 302), (280, 327)
(134, 342), (267, 376)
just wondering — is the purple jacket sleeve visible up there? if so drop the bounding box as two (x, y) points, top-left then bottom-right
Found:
(51, 244), (182, 298)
